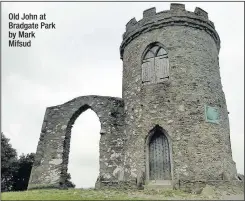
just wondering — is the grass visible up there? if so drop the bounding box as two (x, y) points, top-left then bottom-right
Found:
(1, 188), (213, 200)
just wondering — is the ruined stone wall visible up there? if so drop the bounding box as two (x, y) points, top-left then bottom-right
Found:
(120, 4), (237, 184)
(28, 95), (125, 189)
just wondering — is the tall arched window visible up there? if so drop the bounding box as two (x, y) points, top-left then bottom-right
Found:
(142, 43), (169, 84)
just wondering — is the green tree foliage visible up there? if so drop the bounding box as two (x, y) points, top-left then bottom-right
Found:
(1, 133), (18, 192)
(1, 132), (76, 191)
(12, 153), (35, 191)
(11, 152), (75, 190)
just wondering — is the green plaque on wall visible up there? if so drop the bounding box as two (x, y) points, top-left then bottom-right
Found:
(205, 105), (219, 124)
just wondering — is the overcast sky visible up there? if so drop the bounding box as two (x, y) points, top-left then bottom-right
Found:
(2, 2), (244, 188)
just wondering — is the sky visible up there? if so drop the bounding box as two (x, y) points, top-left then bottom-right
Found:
(2, 2), (244, 188)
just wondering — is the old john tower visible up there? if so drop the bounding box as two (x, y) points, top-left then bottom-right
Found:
(28, 3), (239, 190)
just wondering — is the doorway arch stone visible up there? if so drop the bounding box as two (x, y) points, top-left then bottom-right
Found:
(145, 125), (173, 183)
(28, 95), (125, 189)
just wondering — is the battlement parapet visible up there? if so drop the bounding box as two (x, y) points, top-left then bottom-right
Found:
(120, 3), (220, 59)
(170, 3), (185, 12)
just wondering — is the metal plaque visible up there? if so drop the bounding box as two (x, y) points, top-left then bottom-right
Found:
(205, 105), (219, 124)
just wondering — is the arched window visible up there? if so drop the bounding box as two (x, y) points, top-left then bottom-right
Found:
(142, 43), (169, 84)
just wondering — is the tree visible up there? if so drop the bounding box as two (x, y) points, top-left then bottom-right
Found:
(1, 133), (18, 191)
(1, 132), (76, 191)
(11, 152), (76, 191)
(12, 153), (35, 191)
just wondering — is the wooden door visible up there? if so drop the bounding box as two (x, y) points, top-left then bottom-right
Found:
(149, 131), (171, 180)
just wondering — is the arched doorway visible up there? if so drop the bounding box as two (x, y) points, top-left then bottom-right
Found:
(68, 108), (100, 188)
(61, 104), (101, 188)
(146, 125), (172, 181)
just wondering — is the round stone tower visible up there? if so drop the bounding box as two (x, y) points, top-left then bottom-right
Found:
(120, 3), (238, 188)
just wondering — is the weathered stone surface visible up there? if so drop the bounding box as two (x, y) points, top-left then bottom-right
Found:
(120, 4), (220, 59)
(121, 3), (238, 188)
(28, 3), (239, 190)
(28, 95), (125, 189)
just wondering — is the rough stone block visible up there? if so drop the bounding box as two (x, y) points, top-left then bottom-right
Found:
(126, 18), (137, 31)
(194, 7), (208, 19)
(143, 7), (156, 18)
(170, 3), (185, 11)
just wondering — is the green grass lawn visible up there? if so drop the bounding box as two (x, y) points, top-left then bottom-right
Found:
(1, 188), (212, 200)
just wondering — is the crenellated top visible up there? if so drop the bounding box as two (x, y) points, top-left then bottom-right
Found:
(120, 3), (220, 59)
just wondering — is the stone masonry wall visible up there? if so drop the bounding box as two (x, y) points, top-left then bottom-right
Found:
(28, 95), (125, 189)
(121, 4), (237, 184)
(28, 3), (238, 190)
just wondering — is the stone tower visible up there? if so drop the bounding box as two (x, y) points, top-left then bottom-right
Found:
(28, 3), (239, 190)
(120, 3), (237, 187)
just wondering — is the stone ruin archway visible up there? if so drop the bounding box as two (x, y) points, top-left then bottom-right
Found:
(61, 104), (101, 188)
(28, 95), (125, 189)
(66, 107), (101, 188)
